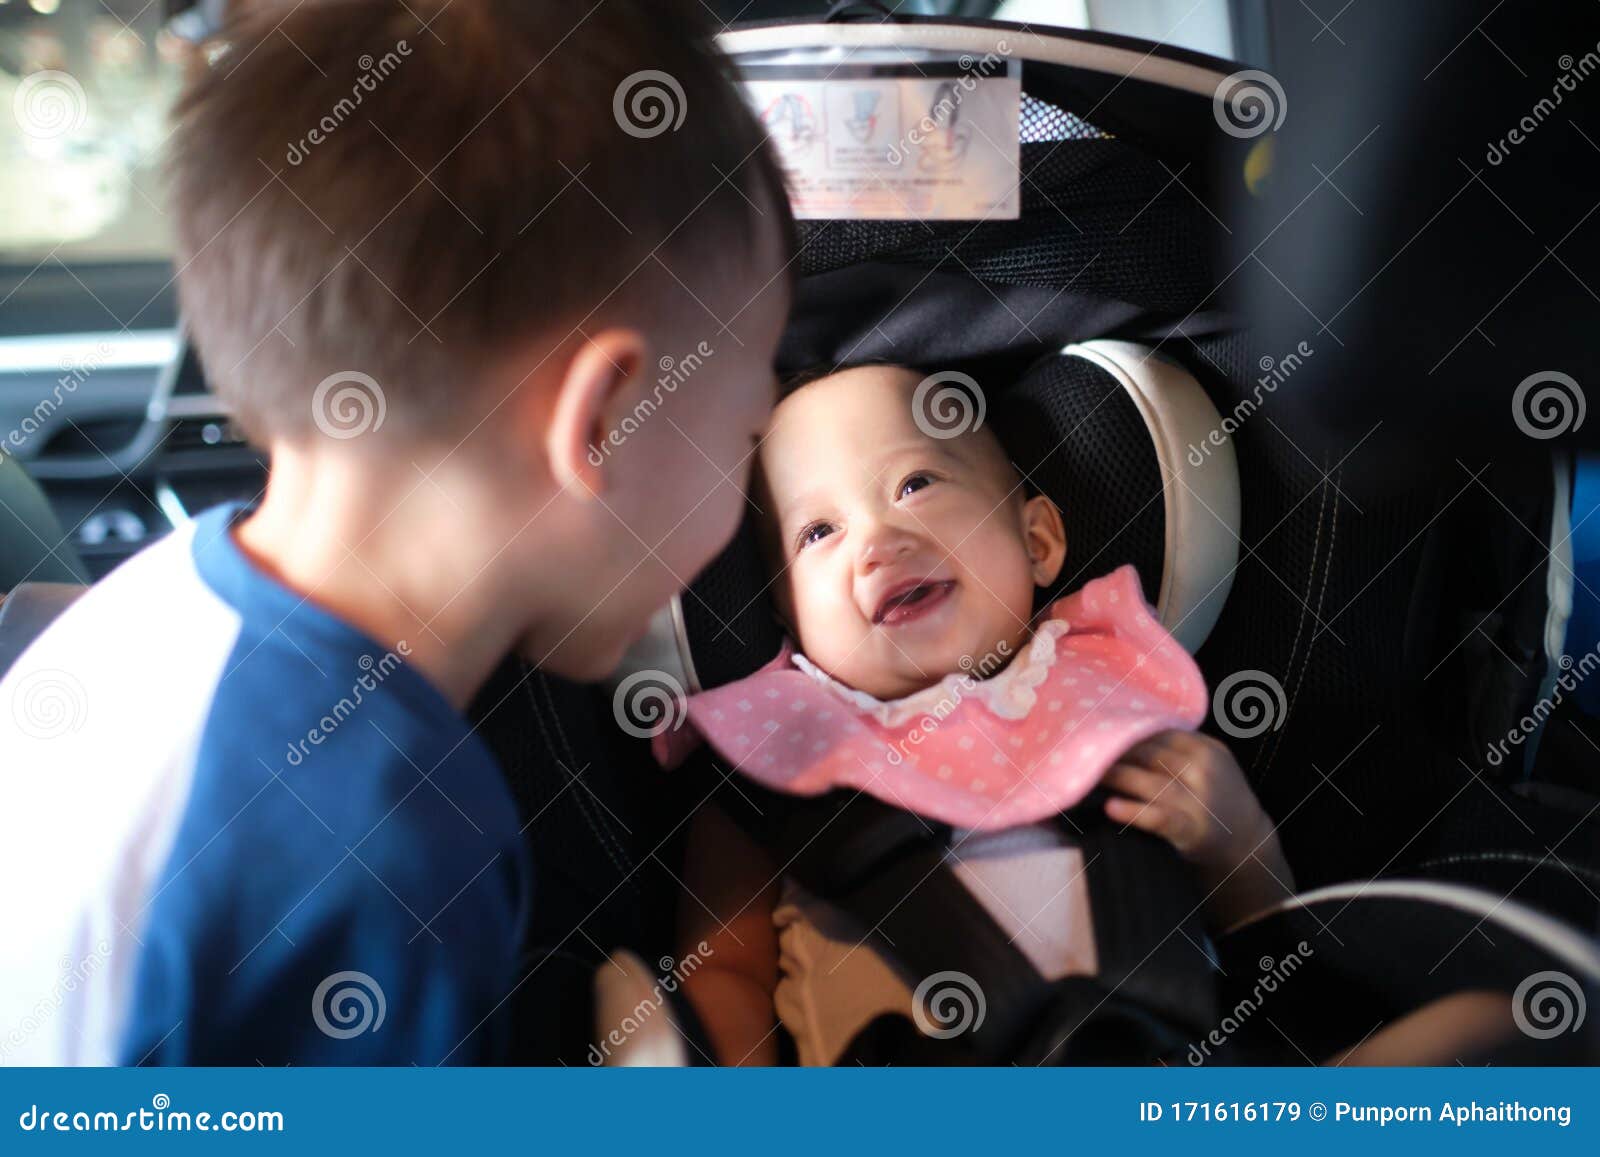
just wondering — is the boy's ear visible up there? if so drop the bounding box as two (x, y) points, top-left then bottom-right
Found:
(1022, 494), (1067, 588)
(546, 328), (648, 497)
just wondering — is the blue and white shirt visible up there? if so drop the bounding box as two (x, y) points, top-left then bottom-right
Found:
(0, 505), (532, 1065)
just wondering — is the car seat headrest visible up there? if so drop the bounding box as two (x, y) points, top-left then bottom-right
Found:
(610, 341), (1240, 702)
(999, 340), (1240, 654)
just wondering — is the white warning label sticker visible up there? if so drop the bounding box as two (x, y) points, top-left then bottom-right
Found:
(740, 55), (1021, 221)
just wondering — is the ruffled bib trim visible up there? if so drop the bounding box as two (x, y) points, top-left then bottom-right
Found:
(789, 618), (1073, 727)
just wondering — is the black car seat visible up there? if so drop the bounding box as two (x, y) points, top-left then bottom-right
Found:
(599, 338), (1600, 1065)
(659, 340), (1244, 1065)
(705, 19), (1600, 929)
(464, 17), (1600, 1061)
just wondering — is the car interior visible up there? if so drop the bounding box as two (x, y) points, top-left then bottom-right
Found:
(3, 0), (1598, 1065)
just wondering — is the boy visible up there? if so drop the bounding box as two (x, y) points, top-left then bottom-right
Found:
(0, 0), (792, 1064)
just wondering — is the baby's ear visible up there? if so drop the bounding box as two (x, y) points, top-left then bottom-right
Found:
(1021, 494), (1067, 589)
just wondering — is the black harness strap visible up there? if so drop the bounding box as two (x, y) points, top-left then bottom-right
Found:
(700, 754), (1217, 1063)
(820, 820), (1058, 1059)
(715, 774), (1052, 1059)
(1065, 801), (1219, 1042)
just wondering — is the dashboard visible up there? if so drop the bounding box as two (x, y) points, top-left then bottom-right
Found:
(0, 328), (266, 578)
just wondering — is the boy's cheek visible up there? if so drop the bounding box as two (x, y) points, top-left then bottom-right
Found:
(676, 486), (746, 577)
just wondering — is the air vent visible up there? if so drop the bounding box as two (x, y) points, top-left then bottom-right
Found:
(166, 415), (246, 453)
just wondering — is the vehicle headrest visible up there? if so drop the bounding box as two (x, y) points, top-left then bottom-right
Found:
(612, 341), (1240, 702)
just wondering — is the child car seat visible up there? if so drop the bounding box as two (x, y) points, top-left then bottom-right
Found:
(620, 336), (1600, 1065)
(668, 340), (1245, 1064)
(471, 14), (1600, 1063)
(697, 15), (1600, 922)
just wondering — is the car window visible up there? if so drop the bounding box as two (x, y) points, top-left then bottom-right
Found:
(1, 1), (181, 267)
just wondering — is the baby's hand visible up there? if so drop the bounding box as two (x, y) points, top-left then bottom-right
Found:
(1102, 730), (1294, 926)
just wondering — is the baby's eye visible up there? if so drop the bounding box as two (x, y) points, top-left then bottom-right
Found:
(797, 521), (835, 550)
(898, 472), (936, 499)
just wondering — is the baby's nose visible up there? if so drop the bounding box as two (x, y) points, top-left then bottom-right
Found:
(858, 527), (916, 571)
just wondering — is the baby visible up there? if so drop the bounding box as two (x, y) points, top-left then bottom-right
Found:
(666, 363), (1296, 1065)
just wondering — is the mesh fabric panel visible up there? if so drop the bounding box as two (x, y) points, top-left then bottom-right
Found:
(678, 513), (785, 691)
(1172, 333), (1566, 892)
(796, 139), (1213, 313)
(992, 354), (1166, 608)
(1020, 93), (1108, 143)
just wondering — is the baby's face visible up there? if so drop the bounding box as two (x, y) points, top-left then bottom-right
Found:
(758, 366), (1064, 701)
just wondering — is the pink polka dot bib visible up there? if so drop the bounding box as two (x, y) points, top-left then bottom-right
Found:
(652, 565), (1208, 830)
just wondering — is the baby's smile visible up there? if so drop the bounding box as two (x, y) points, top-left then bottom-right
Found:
(869, 577), (958, 626)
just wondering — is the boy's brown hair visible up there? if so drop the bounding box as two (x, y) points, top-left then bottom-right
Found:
(169, 0), (793, 443)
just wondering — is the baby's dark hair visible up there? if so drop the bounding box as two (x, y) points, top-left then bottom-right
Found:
(776, 361), (1039, 495)
(777, 358), (899, 400)
(754, 362), (1037, 557)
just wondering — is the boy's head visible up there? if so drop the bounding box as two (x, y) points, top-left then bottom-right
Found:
(170, 0), (794, 680)
(755, 365), (1067, 701)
